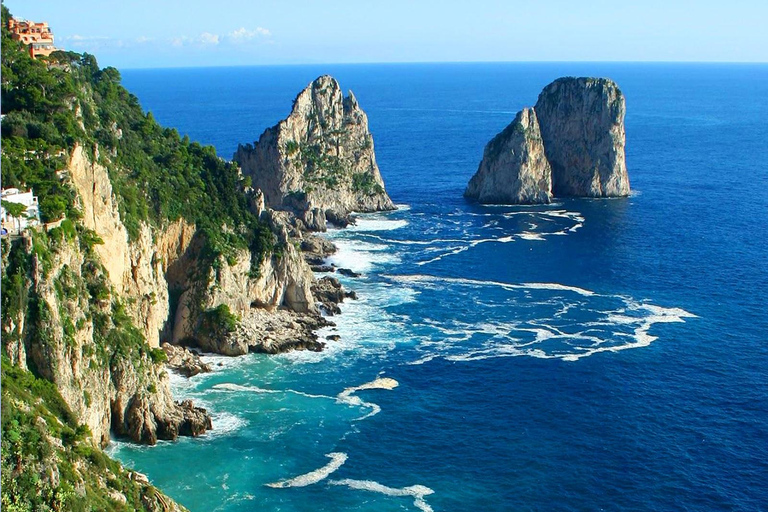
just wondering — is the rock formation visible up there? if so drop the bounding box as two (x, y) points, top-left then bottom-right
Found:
(464, 108), (552, 204)
(465, 77), (629, 204)
(234, 75), (395, 230)
(162, 343), (211, 377)
(534, 77), (629, 197)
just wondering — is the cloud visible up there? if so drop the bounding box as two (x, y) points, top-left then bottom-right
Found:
(62, 34), (110, 42)
(227, 27), (272, 43)
(171, 32), (222, 47)
(198, 32), (219, 45)
(135, 36), (154, 44)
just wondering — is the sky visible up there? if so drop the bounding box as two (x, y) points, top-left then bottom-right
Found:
(4, 0), (768, 68)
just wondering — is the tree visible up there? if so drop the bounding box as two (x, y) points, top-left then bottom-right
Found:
(2, 200), (27, 219)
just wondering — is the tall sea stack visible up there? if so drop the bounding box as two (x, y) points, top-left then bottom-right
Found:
(465, 77), (630, 204)
(534, 77), (629, 198)
(234, 75), (395, 230)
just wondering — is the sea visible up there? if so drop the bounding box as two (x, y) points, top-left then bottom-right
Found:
(109, 63), (768, 511)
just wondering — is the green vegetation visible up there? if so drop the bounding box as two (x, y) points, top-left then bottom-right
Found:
(351, 172), (384, 196)
(1, 4), (274, 266)
(296, 142), (344, 188)
(202, 304), (239, 334)
(2, 358), (182, 512)
(1, 200), (27, 218)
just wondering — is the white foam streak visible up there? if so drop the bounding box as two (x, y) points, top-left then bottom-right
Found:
(387, 274), (595, 297)
(346, 218), (408, 232)
(212, 382), (333, 400)
(207, 411), (248, 438)
(337, 377), (399, 420)
(330, 479), (435, 512)
(266, 453), (348, 488)
(325, 239), (399, 273)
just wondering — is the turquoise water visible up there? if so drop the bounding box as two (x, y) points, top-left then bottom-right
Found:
(111, 63), (768, 511)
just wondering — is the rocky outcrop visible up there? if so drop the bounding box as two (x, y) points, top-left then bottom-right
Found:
(534, 77), (629, 197)
(465, 77), (629, 204)
(312, 275), (357, 315)
(162, 343), (211, 377)
(234, 75), (395, 231)
(171, 209), (318, 347)
(465, 108), (552, 204)
(192, 308), (329, 356)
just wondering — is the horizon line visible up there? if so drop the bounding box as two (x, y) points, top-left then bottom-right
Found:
(116, 59), (768, 71)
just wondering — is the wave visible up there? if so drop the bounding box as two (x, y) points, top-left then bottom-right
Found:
(386, 274), (595, 297)
(330, 478), (435, 512)
(266, 452), (348, 488)
(206, 411), (248, 438)
(324, 238), (400, 274)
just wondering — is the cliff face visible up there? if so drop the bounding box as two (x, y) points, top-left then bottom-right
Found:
(3, 225), (209, 448)
(464, 108), (552, 204)
(465, 77), (630, 204)
(2, 142), (324, 448)
(171, 209), (318, 355)
(234, 75), (395, 230)
(68, 144), (197, 348)
(534, 77), (629, 197)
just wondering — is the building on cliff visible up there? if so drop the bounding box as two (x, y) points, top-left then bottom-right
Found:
(1, 188), (41, 235)
(8, 17), (61, 58)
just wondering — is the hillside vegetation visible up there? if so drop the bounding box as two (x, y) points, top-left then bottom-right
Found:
(0, 5), (273, 510)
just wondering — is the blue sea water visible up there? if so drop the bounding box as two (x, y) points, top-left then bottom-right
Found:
(111, 63), (768, 511)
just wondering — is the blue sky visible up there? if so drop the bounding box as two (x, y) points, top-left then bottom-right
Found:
(5, 0), (768, 68)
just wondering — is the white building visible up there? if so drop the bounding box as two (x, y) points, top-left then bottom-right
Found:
(1, 188), (41, 235)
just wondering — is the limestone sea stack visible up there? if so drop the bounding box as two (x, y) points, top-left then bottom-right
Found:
(465, 77), (630, 204)
(464, 108), (552, 204)
(534, 77), (629, 197)
(234, 75), (395, 230)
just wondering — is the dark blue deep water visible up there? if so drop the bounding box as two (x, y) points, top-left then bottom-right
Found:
(111, 63), (768, 511)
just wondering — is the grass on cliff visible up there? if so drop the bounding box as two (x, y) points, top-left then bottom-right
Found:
(1, 358), (181, 512)
(0, 4), (274, 267)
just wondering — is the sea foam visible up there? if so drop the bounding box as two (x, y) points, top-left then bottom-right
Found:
(266, 452), (348, 488)
(330, 478), (435, 512)
(337, 377), (399, 420)
(385, 274), (696, 363)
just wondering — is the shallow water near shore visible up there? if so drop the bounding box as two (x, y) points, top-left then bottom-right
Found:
(110, 63), (768, 511)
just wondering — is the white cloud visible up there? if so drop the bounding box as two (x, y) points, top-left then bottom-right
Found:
(62, 34), (110, 42)
(227, 27), (271, 43)
(198, 32), (220, 45)
(135, 36), (154, 44)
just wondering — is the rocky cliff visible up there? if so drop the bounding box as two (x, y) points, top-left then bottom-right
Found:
(0, 16), (352, 509)
(465, 77), (630, 204)
(3, 146), (212, 448)
(535, 77), (629, 197)
(234, 75), (395, 230)
(464, 108), (552, 204)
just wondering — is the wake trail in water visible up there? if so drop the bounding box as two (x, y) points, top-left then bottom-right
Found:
(337, 377), (399, 420)
(330, 479), (435, 512)
(266, 453), (348, 488)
